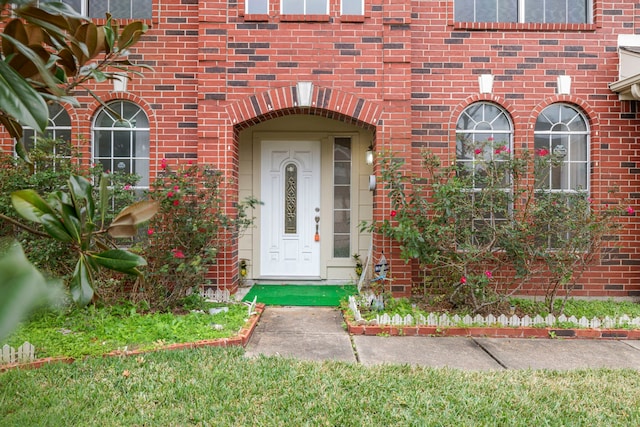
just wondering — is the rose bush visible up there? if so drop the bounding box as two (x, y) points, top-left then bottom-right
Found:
(365, 144), (624, 314)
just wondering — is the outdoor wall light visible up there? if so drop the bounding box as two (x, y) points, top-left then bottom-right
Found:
(478, 74), (494, 94)
(365, 144), (374, 165)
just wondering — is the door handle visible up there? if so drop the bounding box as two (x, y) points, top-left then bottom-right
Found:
(314, 208), (320, 241)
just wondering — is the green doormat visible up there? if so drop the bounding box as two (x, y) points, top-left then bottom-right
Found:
(242, 284), (357, 307)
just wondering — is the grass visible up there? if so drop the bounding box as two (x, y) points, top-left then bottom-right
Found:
(1, 347), (640, 426)
(2, 301), (250, 358)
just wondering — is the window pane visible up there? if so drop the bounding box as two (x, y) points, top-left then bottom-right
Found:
(88, 0), (108, 18)
(334, 162), (350, 185)
(455, 0), (474, 21)
(497, 0), (517, 22)
(134, 0), (153, 18)
(95, 131), (111, 157)
(61, 0), (81, 13)
(476, 0), (497, 22)
(545, 0), (567, 23)
(134, 159), (150, 186)
(109, 0), (131, 19)
(113, 135), (131, 157)
(524, 0), (544, 22)
(334, 186), (350, 209)
(568, 0), (587, 23)
(334, 138), (351, 160)
(306, 0), (328, 14)
(333, 234), (350, 258)
(334, 211), (350, 233)
(282, 0), (304, 14)
(247, 0), (268, 14)
(342, 0), (362, 15)
(569, 138), (587, 162)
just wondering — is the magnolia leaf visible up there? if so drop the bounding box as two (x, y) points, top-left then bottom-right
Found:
(70, 255), (94, 307)
(90, 249), (146, 274)
(0, 59), (48, 133)
(68, 174), (95, 221)
(11, 189), (56, 222)
(106, 224), (137, 238)
(0, 239), (63, 340)
(118, 21), (148, 50)
(1, 19), (28, 58)
(111, 199), (159, 227)
(40, 213), (73, 242)
(1, 33), (64, 95)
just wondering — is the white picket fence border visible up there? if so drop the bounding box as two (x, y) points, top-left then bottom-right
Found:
(348, 295), (640, 329)
(1, 342), (36, 364)
(185, 287), (231, 302)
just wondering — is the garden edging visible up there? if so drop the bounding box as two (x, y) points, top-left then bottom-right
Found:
(345, 317), (640, 339)
(0, 303), (265, 372)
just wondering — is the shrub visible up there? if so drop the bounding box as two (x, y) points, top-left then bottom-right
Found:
(135, 162), (258, 309)
(366, 147), (622, 314)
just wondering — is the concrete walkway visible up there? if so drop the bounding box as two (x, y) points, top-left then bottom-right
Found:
(244, 306), (640, 370)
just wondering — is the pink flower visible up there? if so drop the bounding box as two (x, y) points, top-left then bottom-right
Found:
(460, 276), (466, 284)
(474, 148), (483, 155)
(627, 206), (635, 215)
(487, 136), (494, 142)
(537, 148), (550, 157)
(188, 160), (193, 165)
(587, 198), (592, 204)
(123, 184), (132, 191)
(485, 270), (492, 279)
(173, 199), (180, 206)
(495, 145), (510, 155)
(167, 191), (174, 198)
(172, 249), (185, 259)
(147, 228), (154, 236)
(390, 210), (397, 218)
(161, 158), (167, 169)
(173, 185), (180, 191)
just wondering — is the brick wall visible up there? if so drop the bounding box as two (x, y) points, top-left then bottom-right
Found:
(2, 1), (639, 298)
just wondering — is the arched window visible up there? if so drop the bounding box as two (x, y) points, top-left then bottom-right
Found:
(534, 103), (589, 193)
(92, 101), (150, 188)
(22, 102), (72, 150)
(21, 103), (72, 169)
(456, 102), (513, 189)
(456, 102), (513, 243)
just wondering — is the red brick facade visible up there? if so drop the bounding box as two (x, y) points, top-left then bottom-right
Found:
(2, 1), (640, 298)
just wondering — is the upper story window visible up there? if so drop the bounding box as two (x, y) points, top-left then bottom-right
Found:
(60, 0), (152, 19)
(246, 0), (268, 14)
(282, 0), (328, 15)
(454, 0), (591, 24)
(341, 0), (364, 15)
(92, 101), (150, 188)
(534, 104), (589, 193)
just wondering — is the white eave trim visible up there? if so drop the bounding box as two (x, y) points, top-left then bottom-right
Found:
(609, 73), (640, 101)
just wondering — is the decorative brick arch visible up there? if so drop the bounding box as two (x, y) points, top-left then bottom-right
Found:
(226, 84), (382, 130)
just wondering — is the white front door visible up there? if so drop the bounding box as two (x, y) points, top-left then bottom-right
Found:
(260, 140), (321, 277)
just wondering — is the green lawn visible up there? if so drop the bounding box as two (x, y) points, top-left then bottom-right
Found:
(2, 347), (639, 426)
(2, 303), (250, 358)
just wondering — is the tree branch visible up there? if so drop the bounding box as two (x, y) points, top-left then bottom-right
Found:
(0, 214), (50, 238)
